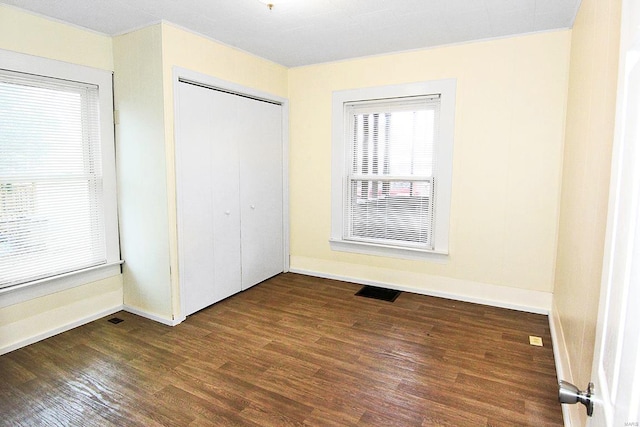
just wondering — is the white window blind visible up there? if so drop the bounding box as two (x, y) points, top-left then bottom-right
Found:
(345, 96), (440, 249)
(0, 70), (106, 289)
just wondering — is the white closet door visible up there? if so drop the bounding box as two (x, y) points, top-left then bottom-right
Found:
(208, 90), (243, 302)
(238, 96), (284, 289)
(177, 79), (285, 315)
(176, 82), (215, 315)
(176, 82), (242, 316)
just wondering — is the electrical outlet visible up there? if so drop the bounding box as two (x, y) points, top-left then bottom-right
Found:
(529, 336), (543, 346)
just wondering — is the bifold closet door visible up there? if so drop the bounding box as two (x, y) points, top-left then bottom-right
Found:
(237, 96), (283, 290)
(177, 80), (284, 316)
(176, 82), (242, 316)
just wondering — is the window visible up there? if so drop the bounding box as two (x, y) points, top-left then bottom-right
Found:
(331, 80), (456, 260)
(0, 50), (119, 290)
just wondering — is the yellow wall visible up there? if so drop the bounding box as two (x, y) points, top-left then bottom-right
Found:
(113, 25), (173, 320)
(161, 23), (288, 98)
(553, 0), (622, 424)
(0, 4), (112, 70)
(288, 31), (571, 303)
(0, 5), (122, 354)
(0, 276), (123, 353)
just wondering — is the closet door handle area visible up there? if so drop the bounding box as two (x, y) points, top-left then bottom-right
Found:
(225, 210), (231, 216)
(250, 205), (256, 210)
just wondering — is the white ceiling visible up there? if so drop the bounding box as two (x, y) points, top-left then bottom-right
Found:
(1, 0), (581, 67)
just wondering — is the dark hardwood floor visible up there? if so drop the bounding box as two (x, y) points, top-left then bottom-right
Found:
(0, 273), (563, 426)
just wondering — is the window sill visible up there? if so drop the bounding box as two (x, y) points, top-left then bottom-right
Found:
(329, 239), (449, 263)
(0, 261), (124, 309)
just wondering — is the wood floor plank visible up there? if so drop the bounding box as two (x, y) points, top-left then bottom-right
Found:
(0, 273), (563, 426)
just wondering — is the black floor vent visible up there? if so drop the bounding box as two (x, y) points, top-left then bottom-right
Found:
(355, 285), (401, 302)
(108, 317), (124, 324)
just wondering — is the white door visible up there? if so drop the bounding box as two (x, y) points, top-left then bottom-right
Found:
(208, 90), (243, 304)
(176, 82), (242, 316)
(237, 96), (284, 290)
(176, 82), (219, 316)
(587, 0), (640, 423)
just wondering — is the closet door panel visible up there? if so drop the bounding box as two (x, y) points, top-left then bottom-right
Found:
(177, 83), (242, 316)
(239, 97), (284, 289)
(208, 90), (243, 302)
(176, 83), (217, 315)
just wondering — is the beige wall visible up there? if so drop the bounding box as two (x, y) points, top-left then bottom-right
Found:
(0, 276), (123, 353)
(113, 25), (173, 320)
(0, 5), (122, 354)
(0, 4), (112, 70)
(288, 31), (571, 308)
(553, 0), (622, 424)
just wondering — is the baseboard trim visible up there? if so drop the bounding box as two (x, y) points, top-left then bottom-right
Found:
(549, 301), (574, 427)
(1, 304), (185, 356)
(0, 305), (123, 356)
(289, 267), (551, 314)
(122, 305), (184, 326)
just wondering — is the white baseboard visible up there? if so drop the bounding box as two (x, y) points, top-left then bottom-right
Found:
(549, 301), (575, 427)
(289, 267), (552, 314)
(0, 305), (123, 356)
(122, 305), (184, 326)
(1, 304), (185, 356)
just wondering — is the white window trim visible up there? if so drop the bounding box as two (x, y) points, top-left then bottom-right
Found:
(330, 79), (456, 261)
(0, 48), (121, 303)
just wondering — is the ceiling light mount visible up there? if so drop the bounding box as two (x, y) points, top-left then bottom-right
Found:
(257, 0), (274, 10)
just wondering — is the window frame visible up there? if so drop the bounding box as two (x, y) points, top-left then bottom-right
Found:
(0, 48), (121, 305)
(330, 79), (456, 261)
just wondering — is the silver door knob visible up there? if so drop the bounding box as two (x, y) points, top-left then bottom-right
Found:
(250, 205), (256, 210)
(225, 210), (231, 215)
(558, 380), (594, 416)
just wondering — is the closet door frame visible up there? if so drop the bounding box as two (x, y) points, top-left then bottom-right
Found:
(173, 67), (290, 319)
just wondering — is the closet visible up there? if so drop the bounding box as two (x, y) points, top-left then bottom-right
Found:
(176, 80), (284, 316)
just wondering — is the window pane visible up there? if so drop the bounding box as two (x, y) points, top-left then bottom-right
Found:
(351, 104), (437, 177)
(345, 96), (439, 249)
(347, 179), (433, 247)
(0, 71), (105, 288)
(332, 81), (455, 257)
